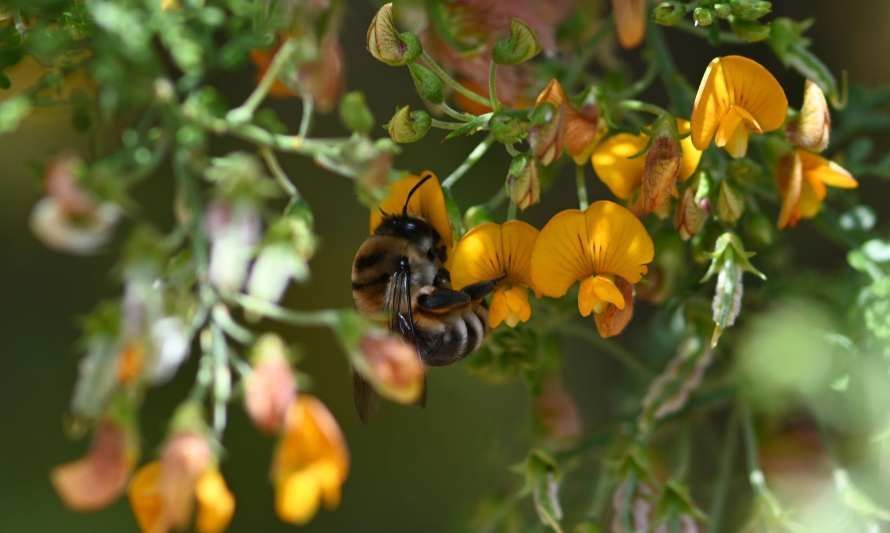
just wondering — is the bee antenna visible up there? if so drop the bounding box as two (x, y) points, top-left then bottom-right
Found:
(402, 173), (434, 217)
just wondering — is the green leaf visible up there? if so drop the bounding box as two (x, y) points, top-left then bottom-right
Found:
(0, 95), (31, 133)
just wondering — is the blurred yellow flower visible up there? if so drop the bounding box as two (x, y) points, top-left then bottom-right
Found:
(449, 220), (539, 328)
(691, 55), (788, 158)
(611, 0), (646, 49)
(128, 461), (234, 533)
(777, 149), (857, 229)
(530, 201), (653, 337)
(273, 395), (349, 525)
(369, 172), (452, 247)
(591, 119), (701, 205)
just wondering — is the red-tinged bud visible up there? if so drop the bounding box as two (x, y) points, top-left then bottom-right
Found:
(529, 79), (567, 166)
(357, 332), (425, 404)
(51, 420), (137, 511)
(564, 104), (607, 165)
(674, 187), (708, 240)
(594, 277), (635, 338)
(244, 334), (297, 434)
(640, 118), (682, 214)
(507, 154), (541, 211)
(159, 432), (212, 528)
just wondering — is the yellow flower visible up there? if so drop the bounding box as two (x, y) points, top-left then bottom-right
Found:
(449, 220), (539, 328)
(611, 0), (646, 49)
(369, 172), (452, 247)
(273, 395), (349, 526)
(777, 149), (857, 229)
(530, 201), (654, 337)
(592, 120), (702, 203)
(691, 55), (788, 158)
(128, 461), (234, 533)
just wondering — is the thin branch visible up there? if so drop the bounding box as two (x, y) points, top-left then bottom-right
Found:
(259, 146), (299, 199)
(227, 38), (301, 123)
(575, 164), (589, 210)
(421, 51), (492, 108)
(442, 134), (495, 189)
(222, 291), (341, 328)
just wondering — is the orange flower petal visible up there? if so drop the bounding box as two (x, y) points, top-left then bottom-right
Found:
(799, 151), (858, 189)
(369, 172), (452, 246)
(449, 220), (538, 290)
(591, 133), (647, 200)
(195, 469), (235, 533)
(584, 201), (654, 284)
(530, 209), (593, 297)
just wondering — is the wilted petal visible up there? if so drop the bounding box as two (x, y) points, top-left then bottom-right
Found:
(594, 277), (635, 337)
(51, 421), (135, 511)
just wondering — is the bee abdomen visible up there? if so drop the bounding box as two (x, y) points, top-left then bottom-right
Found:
(415, 305), (488, 366)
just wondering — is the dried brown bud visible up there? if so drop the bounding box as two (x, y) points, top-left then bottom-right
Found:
(564, 104), (607, 165)
(507, 155), (541, 211)
(674, 187), (708, 240)
(640, 120), (682, 214)
(529, 79), (567, 166)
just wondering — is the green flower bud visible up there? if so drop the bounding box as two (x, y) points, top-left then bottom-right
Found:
(714, 3), (732, 19)
(716, 181), (745, 224)
(730, 0), (771, 21)
(339, 91), (375, 135)
(730, 17), (771, 42)
(490, 112), (528, 145)
(653, 2), (685, 26)
(367, 3), (422, 66)
(407, 63), (444, 104)
(386, 105), (430, 143)
(492, 18), (542, 65)
(463, 205), (493, 229)
(743, 211), (774, 248)
(693, 7), (714, 27)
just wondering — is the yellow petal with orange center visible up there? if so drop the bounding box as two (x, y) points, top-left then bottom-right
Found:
(578, 275), (625, 317)
(369, 172), (452, 246)
(449, 220), (538, 290)
(195, 469), (235, 533)
(799, 150), (858, 189)
(692, 55), (788, 152)
(531, 202), (654, 298)
(489, 286), (532, 328)
(128, 462), (166, 533)
(591, 133), (646, 200)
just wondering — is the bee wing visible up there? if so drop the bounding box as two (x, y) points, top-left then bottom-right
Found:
(352, 371), (379, 423)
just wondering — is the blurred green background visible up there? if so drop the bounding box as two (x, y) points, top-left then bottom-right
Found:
(1, 2), (889, 532)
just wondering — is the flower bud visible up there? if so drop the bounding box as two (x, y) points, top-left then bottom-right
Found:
(51, 420), (137, 511)
(366, 3), (421, 66)
(730, 0), (771, 21)
(386, 105), (430, 143)
(611, 0), (646, 49)
(529, 79), (567, 166)
(693, 7), (714, 27)
(674, 187), (708, 240)
(245, 334), (297, 433)
(204, 199), (261, 292)
(653, 2), (685, 26)
(339, 91), (375, 135)
(702, 232), (766, 346)
(640, 116), (682, 214)
(407, 62), (444, 104)
(716, 181), (745, 224)
(507, 154), (540, 211)
(159, 432), (212, 528)
(357, 332), (425, 404)
(730, 18), (770, 42)
(564, 104), (607, 165)
(788, 80), (830, 153)
(492, 18), (542, 65)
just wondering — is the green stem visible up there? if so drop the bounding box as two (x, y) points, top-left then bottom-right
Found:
(442, 134), (495, 189)
(227, 38), (300, 123)
(298, 93), (314, 138)
(259, 146), (299, 199)
(564, 22), (613, 90)
(559, 322), (653, 379)
(646, 22), (693, 114)
(222, 291), (340, 328)
(441, 102), (476, 122)
(575, 165), (589, 210)
(709, 408), (739, 533)
(430, 118), (466, 130)
(741, 403), (783, 517)
(488, 60), (500, 112)
(673, 20), (746, 45)
(619, 99), (668, 116)
(506, 199), (517, 220)
(210, 323), (231, 438)
(421, 51), (492, 108)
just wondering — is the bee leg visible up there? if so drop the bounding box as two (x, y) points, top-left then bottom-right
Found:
(461, 276), (505, 300)
(433, 267), (451, 288)
(417, 288), (471, 312)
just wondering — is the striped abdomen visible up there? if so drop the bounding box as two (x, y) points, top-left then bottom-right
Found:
(413, 303), (488, 366)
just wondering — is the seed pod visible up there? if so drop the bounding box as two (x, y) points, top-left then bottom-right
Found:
(653, 2), (685, 26)
(386, 106), (430, 143)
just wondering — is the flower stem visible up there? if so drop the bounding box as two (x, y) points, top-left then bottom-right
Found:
(260, 146), (299, 199)
(210, 323), (231, 438)
(421, 51), (492, 108)
(227, 38), (300, 123)
(488, 60), (500, 112)
(430, 118), (465, 130)
(298, 93), (314, 138)
(441, 102), (476, 122)
(741, 402), (784, 517)
(222, 291), (340, 328)
(564, 22), (613, 90)
(619, 99), (668, 116)
(506, 199), (517, 220)
(708, 407), (739, 533)
(575, 165), (589, 210)
(442, 133), (495, 189)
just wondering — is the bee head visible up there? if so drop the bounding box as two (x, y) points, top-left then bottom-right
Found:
(374, 173), (447, 263)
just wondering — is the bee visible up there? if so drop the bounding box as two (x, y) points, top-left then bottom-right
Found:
(351, 172), (498, 419)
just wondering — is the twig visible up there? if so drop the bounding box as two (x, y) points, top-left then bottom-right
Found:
(421, 51), (491, 108)
(222, 291), (340, 328)
(260, 146), (299, 199)
(227, 38), (301, 123)
(442, 134), (495, 189)
(708, 408), (739, 533)
(559, 322), (653, 379)
(575, 165), (589, 210)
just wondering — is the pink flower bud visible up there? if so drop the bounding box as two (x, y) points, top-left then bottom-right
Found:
(244, 335), (297, 433)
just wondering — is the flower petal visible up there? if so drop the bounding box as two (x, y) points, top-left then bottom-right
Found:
(530, 210), (594, 297)
(276, 471), (322, 525)
(488, 289), (509, 328)
(195, 469), (235, 533)
(500, 220), (539, 287)
(591, 133), (647, 200)
(594, 277), (635, 338)
(799, 151), (858, 189)
(369, 172), (452, 246)
(611, 0), (646, 49)
(584, 201), (654, 284)
(128, 462), (166, 533)
(692, 57), (731, 150)
(719, 55), (787, 133)
(450, 220), (539, 290)
(777, 151), (803, 229)
(578, 275), (625, 316)
(677, 119), (703, 181)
